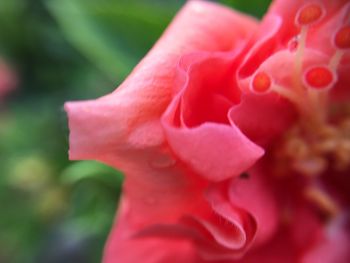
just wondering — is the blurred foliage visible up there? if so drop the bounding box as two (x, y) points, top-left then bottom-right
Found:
(0, 0), (270, 262)
(220, 0), (270, 18)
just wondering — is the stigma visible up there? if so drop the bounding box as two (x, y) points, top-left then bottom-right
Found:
(252, 3), (350, 179)
(250, 3), (350, 119)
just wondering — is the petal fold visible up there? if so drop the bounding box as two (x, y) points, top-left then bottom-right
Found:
(65, 0), (258, 164)
(163, 120), (264, 182)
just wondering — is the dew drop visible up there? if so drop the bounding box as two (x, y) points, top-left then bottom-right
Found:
(288, 36), (299, 52)
(149, 154), (176, 169)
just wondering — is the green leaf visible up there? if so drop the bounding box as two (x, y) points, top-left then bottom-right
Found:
(46, 0), (181, 82)
(219, 0), (271, 18)
(61, 160), (123, 188)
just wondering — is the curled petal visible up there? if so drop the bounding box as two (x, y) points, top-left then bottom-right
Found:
(239, 14), (284, 78)
(163, 52), (264, 182)
(133, 180), (256, 261)
(88, 3), (261, 262)
(229, 92), (296, 145)
(65, 0), (258, 164)
(179, 52), (241, 127)
(163, 115), (264, 182)
(228, 168), (279, 246)
(103, 199), (201, 263)
(232, 229), (298, 263)
(110, 167), (279, 262)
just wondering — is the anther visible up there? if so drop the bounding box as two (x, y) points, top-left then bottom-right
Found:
(251, 71), (302, 108)
(305, 187), (339, 219)
(296, 4), (325, 26)
(251, 72), (272, 94)
(330, 26), (350, 69)
(334, 25), (350, 49)
(293, 156), (327, 177)
(293, 3), (324, 93)
(304, 66), (336, 90)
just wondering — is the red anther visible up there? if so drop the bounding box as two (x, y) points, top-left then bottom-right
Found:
(251, 72), (272, 93)
(296, 4), (324, 26)
(304, 66), (335, 90)
(334, 25), (350, 49)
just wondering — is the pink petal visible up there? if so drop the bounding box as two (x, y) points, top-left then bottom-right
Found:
(228, 167), (279, 247)
(163, 117), (264, 182)
(233, 228), (298, 263)
(230, 207), (321, 263)
(65, 0), (261, 230)
(103, 199), (201, 263)
(133, 166), (279, 261)
(186, 183), (256, 261)
(132, 178), (259, 261)
(162, 51), (264, 182)
(228, 92), (296, 145)
(65, 0), (258, 164)
(301, 218), (350, 263)
(179, 52), (241, 127)
(72, 2), (261, 262)
(239, 14), (284, 78)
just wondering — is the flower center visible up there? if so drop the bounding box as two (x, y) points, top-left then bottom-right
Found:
(250, 3), (350, 179)
(251, 4), (350, 220)
(276, 108), (350, 177)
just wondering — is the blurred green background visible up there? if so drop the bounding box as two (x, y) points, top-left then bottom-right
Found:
(0, 0), (270, 262)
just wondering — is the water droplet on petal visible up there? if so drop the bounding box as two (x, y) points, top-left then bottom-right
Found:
(288, 36), (299, 52)
(149, 154), (176, 169)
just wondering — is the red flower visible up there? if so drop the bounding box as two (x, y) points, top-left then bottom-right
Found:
(65, 0), (350, 262)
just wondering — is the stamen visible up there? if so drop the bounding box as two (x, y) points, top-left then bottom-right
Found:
(275, 116), (350, 178)
(250, 71), (307, 116)
(284, 136), (309, 160)
(271, 84), (302, 106)
(303, 66), (336, 119)
(295, 4), (325, 26)
(329, 50), (345, 70)
(334, 138), (350, 171)
(330, 26), (350, 70)
(250, 72), (302, 104)
(293, 4), (324, 94)
(293, 27), (308, 93)
(293, 156), (327, 177)
(251, 72), (272, 94)
(305, 187), (339, 219)
(303, 66), (336, 90)
(334, 25), (350, 49)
